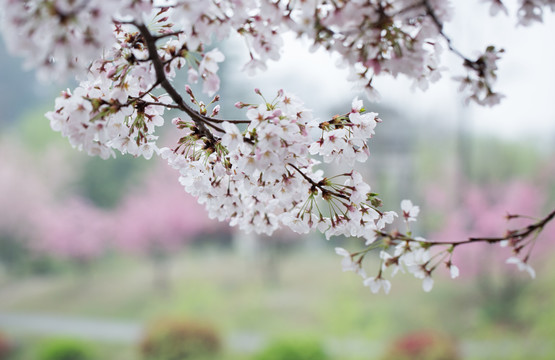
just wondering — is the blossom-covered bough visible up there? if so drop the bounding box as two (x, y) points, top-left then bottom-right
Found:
(1, 0), (554, 293)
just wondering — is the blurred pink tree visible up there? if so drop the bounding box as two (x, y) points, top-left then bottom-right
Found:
(0, 138), (89, 270)
(429, 180), (555, 277)
(0, 138), (223, 276)
(0, 139), (67, 240)
(32, 197), (112, 263)
(111, 161), (224, 288)
(425, 178), (555, 324)
(112, 161), (217, 255)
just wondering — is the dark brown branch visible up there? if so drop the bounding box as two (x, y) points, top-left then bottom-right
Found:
(422, 0), (470, 62)
(138, 80), (162, 99)
(465, 208), (555, 244)
(376, 208), (555, 249)
(134, 22), (217, 144)
(203, 121), (225, 133)
(422, 1), (497, 94)
(127, 21), (254, 144)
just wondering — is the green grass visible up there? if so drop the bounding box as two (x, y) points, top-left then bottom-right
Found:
(1, 245), (554, 359)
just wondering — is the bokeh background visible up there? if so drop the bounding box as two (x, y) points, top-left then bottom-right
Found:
(1, 3), (555, 359)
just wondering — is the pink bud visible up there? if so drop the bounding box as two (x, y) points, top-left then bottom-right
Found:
(211, 105), (220, 117)
(107, 67), (117, 79)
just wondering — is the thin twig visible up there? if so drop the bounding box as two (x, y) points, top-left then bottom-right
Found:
(287, 163), (350, 201)
(422, 0), (471, 62)
(376, 208), (555, 248)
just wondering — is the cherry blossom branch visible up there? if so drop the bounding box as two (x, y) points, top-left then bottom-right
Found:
(422, 0), (503, 104)
(136, 80), (163, 100)
(423, 0), (498, 79)
(334, 205), (555, 293)
(129, 21), (255, 142)
(19, 0), (554, 294)
(421, 0), (480, 67)
(202, 121), (225, 133)
(465, 208), (555, 245)
(376, 207), (554, 247)
(133, 21), (218, 145)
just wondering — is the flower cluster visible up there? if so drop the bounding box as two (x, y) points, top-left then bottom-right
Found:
(44, 12), (229, 160)
(163, 90), (314, 235)
(294, 0), (452, 97)
(333, 197), (547, 294)
(454, 46), (505, 107)
(309, 98), (378, 165)
(0, 0), (124, 81)
(2, 1), (554, 294)
(45, 21), (163, 159)
(0, 0), (525, 104)
(162, 90), (392, 241)
(334, 200), (447, 294)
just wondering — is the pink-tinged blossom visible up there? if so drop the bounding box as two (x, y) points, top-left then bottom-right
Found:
(1, 0), (535, 107)
(0, 0), (117, 81)
(202, 73), (221, 96)
(242, 58), (268, 76)
(187, 68), (199, 83)
(199, 49), (225, 74)
(310, 104), (379, 165)
(377, 211), (398, 229)
(344, 171), (371, 204)
(454, 46), (505, 106)
(517, 0), (545, 25)
(401, 199), (420, 222)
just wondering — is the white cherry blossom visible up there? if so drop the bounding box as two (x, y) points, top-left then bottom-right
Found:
(363, 277), (392, 294)
(506, 257), (536, 279)
(401, 199), (420, 222)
